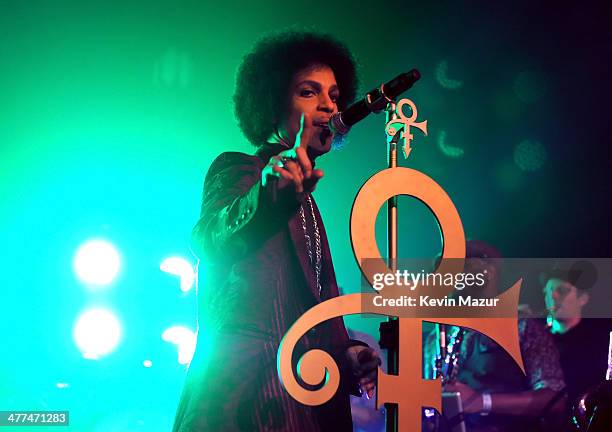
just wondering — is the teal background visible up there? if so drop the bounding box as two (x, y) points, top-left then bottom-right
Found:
(0, 1), (609, 430)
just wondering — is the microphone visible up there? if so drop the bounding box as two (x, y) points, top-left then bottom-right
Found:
(329, 69), (421, 135)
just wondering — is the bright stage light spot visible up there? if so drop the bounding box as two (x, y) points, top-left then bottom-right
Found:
(162, 326), (196, 365)
(513, 139), (547, 172)
(73, 239), (121, 286)
(160, 257), (195, 292)
(73, 308), (122, 359)
(56, 382), (70, 389)
(143, 360), (153, 368)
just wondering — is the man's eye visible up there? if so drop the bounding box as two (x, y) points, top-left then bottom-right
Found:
(300, 89), (316, 97)
(330, 94), (339, 103)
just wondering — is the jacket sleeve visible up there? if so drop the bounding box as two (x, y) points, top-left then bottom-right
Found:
(190, 152), (300, 261)
(191, 152), (266, 260)
(520, 318), (566, 392)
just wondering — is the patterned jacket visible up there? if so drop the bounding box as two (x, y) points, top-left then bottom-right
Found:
(173, 144), (361, 431)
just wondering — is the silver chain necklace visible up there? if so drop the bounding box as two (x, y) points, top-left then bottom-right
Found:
(299, 194), (322, 297)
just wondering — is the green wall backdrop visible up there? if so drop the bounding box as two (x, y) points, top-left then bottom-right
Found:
(1, 1), (610, 430)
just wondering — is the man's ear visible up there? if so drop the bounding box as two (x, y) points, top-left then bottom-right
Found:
(578, 291), (590, 307)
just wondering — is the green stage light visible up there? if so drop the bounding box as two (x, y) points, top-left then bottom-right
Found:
(153, 48), (194, 88)
(513, 139), (547, 172)
(160, 257), (195, 292)
(514, 70), (547, 103)
(73, 239), (121, 287)
(496, 159), (525, 191)
(161, 326), (196, 365)
(437, 130), (464, 158)
(73, 308), (122, 360)
(435, 60), (464, 90)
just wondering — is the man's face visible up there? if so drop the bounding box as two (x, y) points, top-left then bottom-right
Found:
(278, 64), (339, 153)
(544, 278), (588, 321)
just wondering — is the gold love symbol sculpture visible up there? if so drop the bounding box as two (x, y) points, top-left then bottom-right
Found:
(385, 98), (428, 158)
(278, 167), (524, 431)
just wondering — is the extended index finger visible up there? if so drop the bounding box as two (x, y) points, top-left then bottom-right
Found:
(294, 113), (315, 151)
(295, 147), (312, 179)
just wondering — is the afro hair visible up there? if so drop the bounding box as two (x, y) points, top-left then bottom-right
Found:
(233, 29), (358, 146)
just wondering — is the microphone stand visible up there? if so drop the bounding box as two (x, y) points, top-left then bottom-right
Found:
(377, 95), (428, 431)
(384, 100), (399, 431)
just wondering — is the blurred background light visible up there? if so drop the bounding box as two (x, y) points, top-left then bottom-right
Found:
(153, 47), (194, 88)
(73, 308), (123, 359)
(73, 239), (121, 287)
(496, 159), (525, 191)
(435, 60), (463, 89)
(161, 326), (196, 365)
(143, 360), (153, 368)
(160, 257), (195, 292)
(514, 69), (547, 103)
(437, 130), (465, 158)
(513, 139), (547, 172)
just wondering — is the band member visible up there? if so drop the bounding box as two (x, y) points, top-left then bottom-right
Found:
(542, 261), (612, 416)
(172, 30), (380, 431)
(423, 240), (566, 432)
